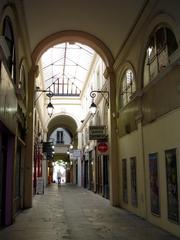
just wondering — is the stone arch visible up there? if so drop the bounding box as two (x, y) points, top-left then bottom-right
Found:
(116, 61), (136, 111)
(31, 30), (115, 147)
(0, 5), (19, 83)
(47, 114), (78, 147)
(32, 30), (114, 68)
(30, 30), (119, 206)
(45, 112), (81, 130)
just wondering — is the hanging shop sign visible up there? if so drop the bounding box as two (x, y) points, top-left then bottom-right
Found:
(42, 142), (54, 159)
(97, 142), (108, 155)
(89, 125), (107, 140)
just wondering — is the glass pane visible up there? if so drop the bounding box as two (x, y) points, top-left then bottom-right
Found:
(143, 54), (150, 87)
(3, 17), (14, 51)
(158, 47), (168, 71)
(166, 28), (178, 56)
(126, 70), (133, 86)
(40, 42), (96, 96)
(127, 92), (131, 103)
(147, 37), (155, 63)
(156, 28), (165, 53)
(120, 69), (136, 107)
(20, 66), (25, 90)
(3, 17), (15, 81)
(64, 81), (67, 94)
(122, 75), (127, 92)
(149, 57), (158, 80)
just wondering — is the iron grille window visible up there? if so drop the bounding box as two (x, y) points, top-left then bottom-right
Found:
(143, 26), (178, 87)
(40, 42), (95, 97)
(3, 17), (16, 83)
(56, 131), (64, 144)
(120, 69), (136, 107)
(48, 77), (81, 96)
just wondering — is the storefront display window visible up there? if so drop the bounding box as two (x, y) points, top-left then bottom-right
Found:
(122, 159), (128, 203)
(165, 149), (179, 222)
(131, 157), (138, 207)
(149, 153), (160, 215)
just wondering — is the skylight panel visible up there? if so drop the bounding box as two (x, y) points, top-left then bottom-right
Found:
(39, 42), (95, 96)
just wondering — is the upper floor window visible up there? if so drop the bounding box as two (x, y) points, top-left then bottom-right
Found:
(3, 17), (16, 83)
(17, 63), (26, 101)
(143, 26), (178, 87)
(120, 69), (136, 108)
(56, 130), (64, 144)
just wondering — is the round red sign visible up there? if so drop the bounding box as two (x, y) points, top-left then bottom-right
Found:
(97, 142), (108, 153)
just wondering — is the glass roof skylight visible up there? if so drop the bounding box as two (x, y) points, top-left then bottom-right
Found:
(39, 42), (95, 96)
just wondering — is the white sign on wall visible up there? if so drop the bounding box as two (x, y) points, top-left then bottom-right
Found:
(36, 177), (44, 194)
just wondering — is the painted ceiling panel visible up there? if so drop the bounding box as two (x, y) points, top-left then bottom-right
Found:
(23, 0), (147, 57)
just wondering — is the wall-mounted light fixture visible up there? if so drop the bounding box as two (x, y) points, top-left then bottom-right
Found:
(89, 90), (109, 115)
(35, 87), (54, 117)
(46, 92), (54, 118)
(69, 144), (73, 150)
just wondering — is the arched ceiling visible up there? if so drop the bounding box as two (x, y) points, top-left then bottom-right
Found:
(47, 115), (78, 140)
(22, 0), (147, 58)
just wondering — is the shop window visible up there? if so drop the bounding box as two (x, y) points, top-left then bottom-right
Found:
(143, 26), (178, 87)
(122, 158), (128, 203)
(165, 149), (179, 222)
(2, 17), (16, 83)
(16, 146), (21, 199)
(130, 157), (138, 207)
(149, 153), (160, 215)
(120, 69), (136, 108)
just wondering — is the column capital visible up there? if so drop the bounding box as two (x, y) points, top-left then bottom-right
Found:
(31, 63), (39, 78)
(103, 66), (115, 80)
(135, 111), (143, 124)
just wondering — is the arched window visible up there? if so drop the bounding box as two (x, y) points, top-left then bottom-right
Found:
(120, 69), (136, 108)
(143, 26), (178, 87)
(18, 63), (26, 100)
(3, 16), (16, 82)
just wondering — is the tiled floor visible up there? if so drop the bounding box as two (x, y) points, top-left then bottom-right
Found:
(0, 184), (179, 240)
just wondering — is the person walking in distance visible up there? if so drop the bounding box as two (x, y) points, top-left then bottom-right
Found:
(57, 170), (61, 185)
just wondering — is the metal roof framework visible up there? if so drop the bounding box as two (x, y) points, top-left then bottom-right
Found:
(39, 42), (95, 97)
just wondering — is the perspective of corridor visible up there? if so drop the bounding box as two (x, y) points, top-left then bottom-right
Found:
(0, 0), (180, 239)
(0, 184), (179, 240)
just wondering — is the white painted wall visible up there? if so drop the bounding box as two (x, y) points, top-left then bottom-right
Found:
(143, 109), (180, 235)
(49, 127), (71, 144)
(118, 130), (145, 217)
(118, 108), (180, 237)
